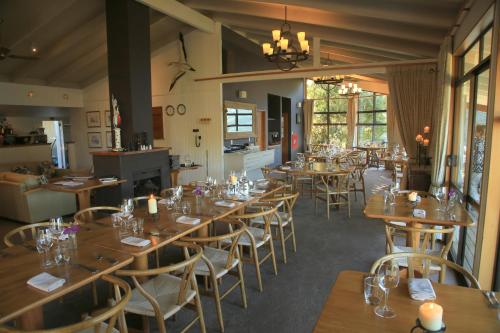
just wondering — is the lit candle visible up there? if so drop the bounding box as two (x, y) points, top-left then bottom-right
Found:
(230, 174), (238, 185)
(418, 303), (443, 331)
(424, 126), (431, 134)
(423, 139), (430, 146)
(279, 38), (289, 50)
(348, 82), (353, 88)
(148, 194), (157, 214)
(272, 29), (281, 42)
(262, 43), (271, 55)
(305, 44), (310, 53)
(297, 31), (305, 42)
(300, 40), (308, 52)
(267, 47), (273, 55)
(416, 134), (423, 142)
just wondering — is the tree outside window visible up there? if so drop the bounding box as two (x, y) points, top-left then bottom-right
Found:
(357, 91), (387, 145)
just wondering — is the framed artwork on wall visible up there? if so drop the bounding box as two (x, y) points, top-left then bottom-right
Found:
(106, 131), (112, 148)
(105, 110), (112, 127)
(86, 111), (101, 128)
(87, 132), (102, 148)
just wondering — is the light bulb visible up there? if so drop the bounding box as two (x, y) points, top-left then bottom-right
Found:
(262, 43), (271, 55)
(297, 31), (305, 42)
(272, 30), (281, 42)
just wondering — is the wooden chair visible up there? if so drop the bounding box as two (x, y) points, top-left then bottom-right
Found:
(261, 166), (288, 187)
(314, 172), (351, 220)
(384, 221), (455, 283)
(115, 241), (205, 333)
(0, 274), (131, 333)
(74, 207), (122, 224)
(182, 220), (247, 332)
(4, 221), (70, 247)
(226, 206), (279, 292)
(370, 253), (480, 289)
(349, 164), (367, 206)
(250, 192), (299, 264)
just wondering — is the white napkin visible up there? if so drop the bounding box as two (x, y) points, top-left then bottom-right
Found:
(281, 166), (291, 170)
(214, 200), (236, 208)
(413, 209), (426, 218)
(249, 189), (266, 194)
(54, 181), (84, 187)
(120, 236), (151, 247)
(27, 272), (66, 292)
(408, 278), (436, 301)
(157, 199), (170, 205)
(176, 216), (201, 225)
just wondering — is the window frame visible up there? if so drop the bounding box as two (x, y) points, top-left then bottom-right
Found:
(356, 92), (388, 145)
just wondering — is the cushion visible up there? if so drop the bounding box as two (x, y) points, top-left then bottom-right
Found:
(1, 172), (40, 190)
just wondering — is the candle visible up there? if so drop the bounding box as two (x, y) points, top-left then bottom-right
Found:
(297, 31), (305, 41)
(300, 40), (308, 52)
(262, 43), (271, 55)
(416, 134), (423, 142)
(279, 38), (289, 50)
(272, 29), (281, 41)
(408, 191), (418, 202)
(424, 126), (431, 134)
(423, 139), (430, 146)
(230, 175), (238, 185)
(148, 194), (157, 214)
(418, 303), (443, 331)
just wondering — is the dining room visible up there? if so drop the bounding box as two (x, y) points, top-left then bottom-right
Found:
(0, 0), (500, 332)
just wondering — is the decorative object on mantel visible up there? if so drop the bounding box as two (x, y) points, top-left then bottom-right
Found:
(416, 125), (431, 166)
(111, 94), (123, 151)
(168, 32), (196, 91)
(177, 104), (186, 115)
(338, 82), (362, 96)
(165, 105), (175, 116)
(86, 111), (101, 128)
(261, 6), (309, 71)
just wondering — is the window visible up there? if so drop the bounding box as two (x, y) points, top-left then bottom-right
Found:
(307, 81), (348, 146)
(226, 108), (253, 133)
(357, 91), (387, 145)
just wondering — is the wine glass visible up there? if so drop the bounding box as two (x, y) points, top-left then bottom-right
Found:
(49, 217), (64, 243)
(389, 182), (399, 206)
(36, 229), (54, 268)
(435, 188), (446, 211)
(374, 261), (400, 318)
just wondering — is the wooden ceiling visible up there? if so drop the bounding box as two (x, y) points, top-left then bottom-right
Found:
(183, 0), (466, 65)
(0, 0), (466, 88)
(0, 0), (190, 88)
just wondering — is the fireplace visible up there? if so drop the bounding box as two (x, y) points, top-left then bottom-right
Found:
(91, 148), (170, 205)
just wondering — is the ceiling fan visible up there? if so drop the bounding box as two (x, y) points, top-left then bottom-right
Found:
(0, 19), (39, 61)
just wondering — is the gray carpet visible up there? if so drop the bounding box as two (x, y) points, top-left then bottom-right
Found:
(0, 169), (392, 332)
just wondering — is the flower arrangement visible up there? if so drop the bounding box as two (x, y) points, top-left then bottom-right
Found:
(63, 224), (80, 235)
(193, 186), (204, 197)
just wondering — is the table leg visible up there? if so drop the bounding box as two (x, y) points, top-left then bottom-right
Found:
(407, 221), (423, 248)
(18, 307), (44, 329)
(77, 190), (91, 210)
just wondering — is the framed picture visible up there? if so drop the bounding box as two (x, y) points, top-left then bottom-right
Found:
(106, 131), (112, 148)
(87, 132), (102, 148)
(105, 110), (112, 127)
(86, 111), (101, 128)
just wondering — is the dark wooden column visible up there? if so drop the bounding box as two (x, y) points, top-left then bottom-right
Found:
(105, 0), (153, 149)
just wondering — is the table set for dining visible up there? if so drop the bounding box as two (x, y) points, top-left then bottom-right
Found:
(0, 180), (284, 329)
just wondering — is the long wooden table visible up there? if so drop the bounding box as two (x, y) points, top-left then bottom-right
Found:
(279, 162), (353, 192)
(0, 182), (284, 329)
(43, 178), (126, 209)
(314, 271), (500, 333)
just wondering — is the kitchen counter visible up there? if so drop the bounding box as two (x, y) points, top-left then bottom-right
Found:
(224, 148), (275, 179)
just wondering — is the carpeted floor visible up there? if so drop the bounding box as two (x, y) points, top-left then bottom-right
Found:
(0, 168), (392, 332)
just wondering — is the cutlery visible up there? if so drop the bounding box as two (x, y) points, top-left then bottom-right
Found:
(95, 254), (118, 265)
(74, 263), (99, 274)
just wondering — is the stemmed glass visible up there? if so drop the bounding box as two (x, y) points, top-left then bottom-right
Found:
(50, 217), (64, 244)
(122, 198), (134, 217)
(374, 261), (400, 318)
(36, 229), (54, 268)
(435, 188), (446, 211)
(389, 182), (399, 206)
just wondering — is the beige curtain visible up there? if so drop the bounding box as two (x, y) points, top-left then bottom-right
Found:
(387, 63), (437, 159)
(386, 95), (403, 147)
(346, 97), (357, 148)
(429, 37), (453, 194)
(303, 99), (314, 149)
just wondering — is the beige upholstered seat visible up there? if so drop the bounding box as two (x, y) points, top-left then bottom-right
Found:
(236, 226), (271, 247)
(194, 246), (240, 278)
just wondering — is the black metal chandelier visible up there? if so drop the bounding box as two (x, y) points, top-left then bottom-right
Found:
(313, 75), (345, 85)
(261, 6), (309, 71)
(338, 82), (362, 97)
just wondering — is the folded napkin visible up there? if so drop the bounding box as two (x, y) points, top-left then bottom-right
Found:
(120, 236), (151, 247)
(176, 216), (201, 225)
(280, 166), (291, 170)
(157, 199), (170, 205)
(249, 189), (266, 194)
(27, 272), (66, 292)
(214, 200), (236, 208)
(54, 181), (84, 187)
(408, 278), (436, 301)
(413, 209), (426, 218)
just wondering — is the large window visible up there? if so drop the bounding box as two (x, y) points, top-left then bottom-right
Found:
(357, 91), (387, 145)
(307, 81), (348, 147)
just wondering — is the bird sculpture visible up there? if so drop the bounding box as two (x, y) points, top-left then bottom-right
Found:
(168, 32), (195, 91)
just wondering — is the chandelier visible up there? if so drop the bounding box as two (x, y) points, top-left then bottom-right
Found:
(313, 75), (345, 85)
(338, 83), (362, 97)
(261, 6), (309, 71)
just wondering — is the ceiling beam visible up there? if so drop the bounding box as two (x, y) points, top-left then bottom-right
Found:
(212, 13), (438, 57)
(185, 0), (444, 44)
(135, 0), (215, 33)
(237, 0), (459, 28)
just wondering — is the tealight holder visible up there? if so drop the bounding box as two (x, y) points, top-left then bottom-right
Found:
(410, 319), (446, 332)
(149, 211), (159, 221)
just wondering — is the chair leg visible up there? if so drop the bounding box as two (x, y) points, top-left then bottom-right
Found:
(193, 283), (207, 333)
(251, 244), (263, 292)
(290, 220), (297, 252)
(268, 237), (278, 276)
(210, 273), (225, 332)
(347, 193), (351, 218)
(326, 193), (330, 220)
(236, 261), (248, 308)
(361, 177), (366, 206)
(278, 223), (287, 264)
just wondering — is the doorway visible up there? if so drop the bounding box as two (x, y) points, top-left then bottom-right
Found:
(42, 120), (67, 168)
(281, 97), (291, 163)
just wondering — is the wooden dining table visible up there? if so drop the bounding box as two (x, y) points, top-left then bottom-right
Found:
(278, 162), (353, 192)
(364, 193), (474, 247)
(314, 271), (500, 333)
(0, 181), (284, 329)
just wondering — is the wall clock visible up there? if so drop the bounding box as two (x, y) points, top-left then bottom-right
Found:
(177, 104), (186, 115)
(165, 105), (175, 116)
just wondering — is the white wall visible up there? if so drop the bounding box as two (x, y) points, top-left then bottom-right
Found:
(0, 82), (83, 107)
(73, 25), (224, 183)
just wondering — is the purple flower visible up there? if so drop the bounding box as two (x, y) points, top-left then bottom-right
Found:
(63, 224), (80, 235)
(193, 186), (204, 196)
(448, 188), (457, 199)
